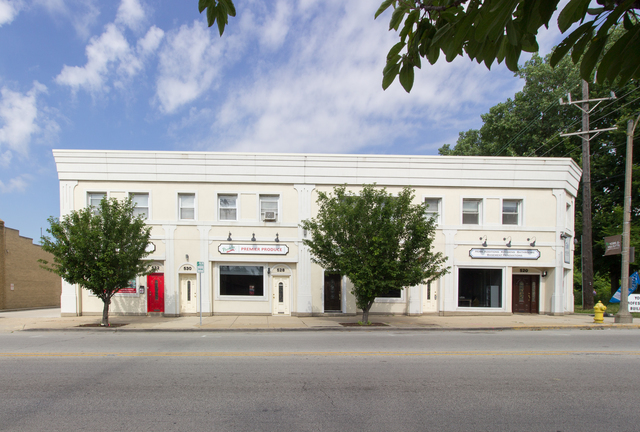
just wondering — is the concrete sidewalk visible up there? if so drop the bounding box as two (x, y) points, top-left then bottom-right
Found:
(1, 308), (638, 332)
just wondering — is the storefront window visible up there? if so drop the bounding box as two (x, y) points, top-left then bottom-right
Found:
(458, 268), (502, 307)
(377, 288), (402, 298)
(220, 265), (264, 296)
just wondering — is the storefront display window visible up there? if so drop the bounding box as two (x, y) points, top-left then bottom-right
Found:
(220, 265), (264, 296)
(458, 268), (502, 307)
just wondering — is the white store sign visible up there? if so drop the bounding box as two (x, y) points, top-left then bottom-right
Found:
(469, 248), (540, 260)
(218, 244), (289, 255)
(629, 294), (640, 313)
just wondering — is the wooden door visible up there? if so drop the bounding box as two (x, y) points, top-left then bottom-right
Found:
(324, 273), (342, 312)
(147, 273), (164, 313)
(512, 275), (539, 314)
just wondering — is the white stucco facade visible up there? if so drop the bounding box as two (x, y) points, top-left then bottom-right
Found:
(54, 150), (581, 317)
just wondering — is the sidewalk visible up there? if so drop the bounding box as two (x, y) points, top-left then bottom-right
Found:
(1, 308), (638, 333)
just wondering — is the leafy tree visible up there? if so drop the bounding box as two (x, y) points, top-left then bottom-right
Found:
(40, 197), (152, 326)
(439, 52), (640, 305)
(375, 0), (640, 92)
(301, 185), (448, 323)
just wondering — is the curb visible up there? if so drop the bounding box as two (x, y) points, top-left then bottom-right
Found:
(20, 324), (640, 333)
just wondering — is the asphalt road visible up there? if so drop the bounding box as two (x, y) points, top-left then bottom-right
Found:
(1, 329), (638, 431)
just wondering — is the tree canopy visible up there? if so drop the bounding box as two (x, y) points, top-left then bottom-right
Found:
(301, 185), (448, 323)
(40, 197), (152, 326)
(375, 0), (640, 92)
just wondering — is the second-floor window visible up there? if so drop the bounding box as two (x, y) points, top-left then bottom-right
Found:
(462, 199), (481, 225)
(88, 192), (106, 215)
(219, 194), (237, 221)
(502, 200), (521, 225)
(424, 198), (441, 224)
(130, 193), (149, 219)
(179, 193), (195, 220)
(260, 195), (279, 222)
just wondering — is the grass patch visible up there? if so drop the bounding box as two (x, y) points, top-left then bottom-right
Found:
(574, 304), (640, 318)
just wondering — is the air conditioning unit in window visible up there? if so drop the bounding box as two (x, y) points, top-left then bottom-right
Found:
(262, 211), (277, 221)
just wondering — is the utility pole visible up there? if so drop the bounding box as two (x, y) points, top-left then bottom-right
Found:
(560, 80), (616, 310)
(615, 113), (639, 324)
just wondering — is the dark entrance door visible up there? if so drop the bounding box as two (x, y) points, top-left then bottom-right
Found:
(324, 273), (342, 312)
(512, 275), (539, 313)
(147, 273), (165, 313)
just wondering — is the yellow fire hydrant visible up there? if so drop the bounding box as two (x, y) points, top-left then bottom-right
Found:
(593, 301), (607, 324)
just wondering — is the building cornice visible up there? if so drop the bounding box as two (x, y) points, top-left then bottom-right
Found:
(52, 150), (582, 196)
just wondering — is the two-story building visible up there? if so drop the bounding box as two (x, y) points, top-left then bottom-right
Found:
(53, 150), (581, 317)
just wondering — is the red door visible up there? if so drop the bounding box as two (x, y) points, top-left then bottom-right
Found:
(147, 273), (165, 313)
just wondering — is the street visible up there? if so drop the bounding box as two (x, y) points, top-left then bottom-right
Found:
(1, 329), (638, 431)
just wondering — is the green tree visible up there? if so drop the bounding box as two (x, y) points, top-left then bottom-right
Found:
(439, 52), (640, 304)
(40, 197), (152, 326)
(376, 0), (640, 92)
(301, 185), (448, 323)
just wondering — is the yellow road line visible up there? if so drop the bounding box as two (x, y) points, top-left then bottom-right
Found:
(1, 350), (639, 358)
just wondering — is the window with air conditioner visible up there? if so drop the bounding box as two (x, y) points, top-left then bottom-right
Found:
(260, 195), (279, 222)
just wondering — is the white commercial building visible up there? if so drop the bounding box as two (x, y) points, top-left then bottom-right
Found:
(54, 150), (581, 317)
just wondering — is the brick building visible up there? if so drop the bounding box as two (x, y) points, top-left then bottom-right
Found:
(0, 219), (61, 310)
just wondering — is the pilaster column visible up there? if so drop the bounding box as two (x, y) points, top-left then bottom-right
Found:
(294, 184), (315, 315)
(59, 181), (79, 316)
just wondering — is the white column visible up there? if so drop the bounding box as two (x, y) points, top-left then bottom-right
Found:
(551, 189), (565, 315)
(198, 225), (212, 315)
(294, 184), (315, 315)
(441, 229), (458, 315)
(59, 181), (79, 316)
(163, 224), (178, 316)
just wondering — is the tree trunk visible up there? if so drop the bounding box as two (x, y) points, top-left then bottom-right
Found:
(101, 297), (111, 326)
(361, 302), (373, 324)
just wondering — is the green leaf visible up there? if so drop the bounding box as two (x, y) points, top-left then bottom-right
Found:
(382, 61), (401, 90)
(549, 21), (593, 67)
(579, 34), (607, 81)
(399, 62), (415, 92)
(375, 0), (394, 19)
(506, 20), (519, 46)
(504, 42), (520, 71)
(571, 30), (592, 63)
(216, 6), (226, 36)
(198, 0), (210, 14)
(387, 41), (405, 60)
(389, 4), (407, 31)
(557, 0), (590, 33)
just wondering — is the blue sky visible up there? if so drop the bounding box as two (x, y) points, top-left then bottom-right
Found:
(0, 0), (569, 242)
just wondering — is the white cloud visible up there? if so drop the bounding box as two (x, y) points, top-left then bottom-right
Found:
(0, 82), (48, 156)
(199, 0), (521, 155)
(34, 0), (100, 39)
(56, 23), (131, 93)
(155, 20), (224, 114)
(0, 174), (32, 193)
(115, 0), (145, 32)
(55, 1), (163, 96)
(0, 0), (22, 27)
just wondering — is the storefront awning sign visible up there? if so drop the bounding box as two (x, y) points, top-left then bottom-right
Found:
(469, 248), (540, 259)
(219, 243), (289, 255)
